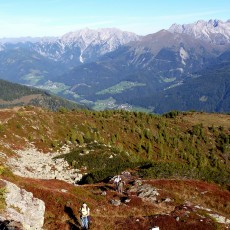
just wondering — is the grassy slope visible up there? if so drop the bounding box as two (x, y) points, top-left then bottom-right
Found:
(0, 106), (229, 229)
(0, 107), (229, 182)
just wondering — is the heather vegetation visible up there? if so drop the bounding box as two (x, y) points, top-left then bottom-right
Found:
(0, 106), (229, 229)
(42, 108), (230, 186)
(0, 106), (229, 187)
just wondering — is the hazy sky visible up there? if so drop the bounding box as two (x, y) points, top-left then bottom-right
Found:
(0, 0), (230, 38)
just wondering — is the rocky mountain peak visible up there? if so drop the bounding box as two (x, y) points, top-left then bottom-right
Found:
(60, 27), (140, 50)
(168, 19), (230, 45)
(23, 27), (140, 64)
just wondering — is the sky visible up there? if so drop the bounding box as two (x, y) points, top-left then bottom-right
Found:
(0, 0), (230, 38)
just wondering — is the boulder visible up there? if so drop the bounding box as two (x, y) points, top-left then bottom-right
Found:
(1, 179), (45, 230)
(110, 199), (121, 206)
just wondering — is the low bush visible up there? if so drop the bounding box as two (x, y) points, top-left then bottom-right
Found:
(138, 161), (230, 185)
(80, 161), (147, 184)
(163, 110), (181, 118)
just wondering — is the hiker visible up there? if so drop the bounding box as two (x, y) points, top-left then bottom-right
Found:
(114, 175), (121, 191)
(118, 179), (125, 194)
(79, 203), (90, 230)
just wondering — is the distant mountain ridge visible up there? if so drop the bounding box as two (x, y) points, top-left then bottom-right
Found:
(54, 29), (225, 111)
(168, 19), (230, 45)
(0, 28), (140, 65)
(39, 28), (139, 63)
(0, 28), (140, 87)
(1, 20), (230, 113)
(61, 28), (140, 50)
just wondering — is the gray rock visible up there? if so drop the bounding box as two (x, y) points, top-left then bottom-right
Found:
(138, 184), (159, 198)
(163, 197), (173, 203)
(101, 191), (107, 196)
(110, 199), (121, 206)
(1, 179), (45, 229)
(6, 146), (82, 184)
(208, 213), (230, 224)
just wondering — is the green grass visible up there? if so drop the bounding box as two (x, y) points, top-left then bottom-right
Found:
(92, 97), (117, 110)
(160, 77), (176, 83)
(38, 81), (70, 94)
(96, 81), (146, 95)
(0, 187), (6, 211)
(21, 71), (44, 85)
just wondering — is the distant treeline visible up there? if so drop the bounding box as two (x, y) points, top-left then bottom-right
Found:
(0, 79), (42, 101)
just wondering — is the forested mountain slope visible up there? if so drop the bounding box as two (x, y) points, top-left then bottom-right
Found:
(0, 79), (84, 111)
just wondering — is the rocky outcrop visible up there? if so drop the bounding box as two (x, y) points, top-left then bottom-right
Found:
(0, 179), (45, 230)
(129, 183), (160, 203)
(7, 145), (82, 184)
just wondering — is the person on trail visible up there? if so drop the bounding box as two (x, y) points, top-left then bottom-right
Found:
(79, 203), (90, 230)
(118, 179), (125, 194)
(114, 175), (121, 192)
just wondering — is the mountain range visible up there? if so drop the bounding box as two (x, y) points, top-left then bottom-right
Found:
(0, 19), (230, 113)
(168, 19), (230, 45)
